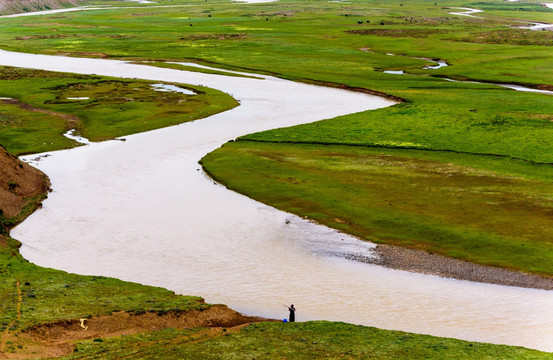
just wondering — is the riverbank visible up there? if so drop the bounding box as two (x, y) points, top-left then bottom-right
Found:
(365, 245), (553, 290)
(203, 139), (553, 291)
(1, 151), (550, 359)
(49, 322), (553, 359)
(3, 47), (551, 350)
(3, 305), (266, 359)
(3, 0), (553, 353)
(0, 143), (250, 357)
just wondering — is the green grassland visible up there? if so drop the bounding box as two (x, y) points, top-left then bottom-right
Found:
(11, 0), (545, 275)
(1, 0), (553, 161)
(0, 0), (552, 86)
(0, 236), (209, 356)
(62, 322), (553, 359)
(1, 0), (553, 357)
(0, 238), (207, 333)
(202, 141), (553, 274)
(0, 66), (238, 155)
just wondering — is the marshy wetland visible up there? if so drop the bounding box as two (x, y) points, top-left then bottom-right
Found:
(2, 0), (553, 358)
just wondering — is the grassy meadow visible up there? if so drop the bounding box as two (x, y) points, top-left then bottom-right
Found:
(0, 238), (207, 333)
(1, 0), (553, 357)
(61, 322), (553, 360)
(7, 0), (547, 275)
(0, 66), (237, 155)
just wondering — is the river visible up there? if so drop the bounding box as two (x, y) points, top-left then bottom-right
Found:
(2, 49), (553, 352)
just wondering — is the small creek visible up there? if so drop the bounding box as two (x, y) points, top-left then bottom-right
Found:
(519, 21), (553, 30)
(516, 3), (553, 30)
(445, 5), (553, 30)
(448, 7), (484, 17)
(2, 49), (553, 352)
(382, 57), (553, 96)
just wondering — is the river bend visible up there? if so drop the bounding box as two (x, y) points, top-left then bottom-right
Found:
(1, 49), (552, 352)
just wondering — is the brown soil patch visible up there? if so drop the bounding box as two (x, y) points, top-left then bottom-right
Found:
(2, 305), (269, 359)
(537, 83), (553, 91)
(0, 145), (49, 219)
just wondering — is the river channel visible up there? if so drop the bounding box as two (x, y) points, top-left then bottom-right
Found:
(2, 49), (553, 352)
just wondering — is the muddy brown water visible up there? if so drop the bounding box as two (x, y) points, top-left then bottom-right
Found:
(1, 49), (552, 352)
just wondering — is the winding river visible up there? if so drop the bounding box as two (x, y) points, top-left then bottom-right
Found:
(1, 45), (553, 352)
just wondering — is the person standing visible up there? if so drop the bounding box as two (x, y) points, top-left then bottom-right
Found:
(286, 304), (296, 322)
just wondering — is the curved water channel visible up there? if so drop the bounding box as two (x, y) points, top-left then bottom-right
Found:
(3, 49), (553, 351)
(448, 7), (484, 17)
(446, 5), (553, 30)
(382, 55), (553, 96)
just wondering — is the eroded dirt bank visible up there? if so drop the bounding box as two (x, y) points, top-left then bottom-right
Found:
(0, 145), (49, 223)
(2, 304), (268, 359)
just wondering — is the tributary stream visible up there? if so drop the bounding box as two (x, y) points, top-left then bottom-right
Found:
(2, 49), (553, 352)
